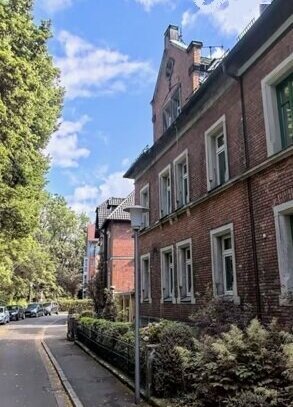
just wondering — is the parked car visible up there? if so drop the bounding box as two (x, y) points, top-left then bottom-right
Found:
(43, 302), (59, 316)
(0, 306), (10, 324)
(7, 305), (25, 321)
(25, 303), (44, 318)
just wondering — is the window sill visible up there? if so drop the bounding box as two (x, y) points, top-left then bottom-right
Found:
(141, 298), (152, 304)
(160, 297), (176, 304)
(216, 294), (240, 305)
(177, 296), (195, 304)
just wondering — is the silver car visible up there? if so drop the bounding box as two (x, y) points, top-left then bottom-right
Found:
(0, 306), (10, 324)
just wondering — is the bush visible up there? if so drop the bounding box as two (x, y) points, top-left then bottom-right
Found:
(175, 319), (293, 406)
(59, 298), (94, 313)
(79, 310), (95, 318)
(152, 321), (195, 397)
(190, 294), (254, 337)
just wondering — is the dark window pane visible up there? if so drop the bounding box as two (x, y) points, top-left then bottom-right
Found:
(225, 255), (233, 292)
(218, 150), (226, 185)
(224, 237), (232, 250)
(217, 134), (224, 148)
(187, 264), (192, 293)
(277, 75), (293, 148)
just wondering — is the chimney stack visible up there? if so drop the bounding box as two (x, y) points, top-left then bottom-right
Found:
(164, 25), (180, 49)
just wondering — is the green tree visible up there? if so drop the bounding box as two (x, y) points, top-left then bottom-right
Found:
(0, 0), (63, 240)
(37, 194), (89, 297)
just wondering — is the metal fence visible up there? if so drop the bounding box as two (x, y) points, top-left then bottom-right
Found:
(76, 323), (147, 385)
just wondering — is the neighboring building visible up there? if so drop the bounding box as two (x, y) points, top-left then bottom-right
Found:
(95, 193), (135, 321)
(125, 0), (293, 326)
(83, 224), (99, 298)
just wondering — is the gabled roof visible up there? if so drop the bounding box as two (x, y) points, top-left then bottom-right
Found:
(95, 197), (124, 230)
(105, 191), (135, 222)
(125, 0), (292, 180)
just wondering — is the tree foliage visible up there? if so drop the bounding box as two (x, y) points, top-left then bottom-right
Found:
(37, 194), (88, 297)
(0, 0), (63, 239)
(0, 1), (88, 302)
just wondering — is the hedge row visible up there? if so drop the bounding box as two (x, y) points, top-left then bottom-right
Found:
(59, 298), (94, 313)
(77, 316), (293, 407)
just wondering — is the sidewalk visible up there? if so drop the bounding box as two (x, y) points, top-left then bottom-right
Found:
(45, 326), (149, 407)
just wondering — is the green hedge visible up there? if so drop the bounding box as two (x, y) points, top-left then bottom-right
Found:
(59, 299), (94, 313)
(77, 315), (293, 405)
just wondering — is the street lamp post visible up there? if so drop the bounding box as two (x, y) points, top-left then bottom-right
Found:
(124, 205), (149, 404)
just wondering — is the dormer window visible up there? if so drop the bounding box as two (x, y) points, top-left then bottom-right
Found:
(163, 87), (181, 131)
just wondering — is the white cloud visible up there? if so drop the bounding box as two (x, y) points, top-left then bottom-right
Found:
(45, 116), (90, 168)
(184, 0), (263, 34)
(56, 31), (154, 99)
(40, 0), (73, 13)
(134, 0), (173, 11)
(182, 9), (197, 28)
(67, 171), (134, 218)
(211, 46), (225, 58)
(121, 158), (131, 167)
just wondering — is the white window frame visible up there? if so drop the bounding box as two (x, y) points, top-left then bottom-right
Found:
(163, 86), (181, 131)
(159, 165), (172, 218)
(205, 115), (229, 191)
(274, 200), (293, 305)
(261, 54), (293, 156)
(140, 253), (151, 303)
(176, 238), (195, 303)
(173, 150), (189, 209)
(140, 184), (150, 228)
(210, 223), (240, 304)
(160, 245), (175, 303)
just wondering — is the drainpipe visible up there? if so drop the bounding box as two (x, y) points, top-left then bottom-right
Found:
(239, 77), (262, 321)
(223, 64), (262, 320)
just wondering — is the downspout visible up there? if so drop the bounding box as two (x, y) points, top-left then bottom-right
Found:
(223, 63), (262, 320)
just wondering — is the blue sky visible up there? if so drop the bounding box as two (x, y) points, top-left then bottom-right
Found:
(34, 0), (264, 218)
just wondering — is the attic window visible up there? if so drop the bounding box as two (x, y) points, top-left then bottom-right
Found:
(163, 87), (181, 131)
(165, 58), (175, 79)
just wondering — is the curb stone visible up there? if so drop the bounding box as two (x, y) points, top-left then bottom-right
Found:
(41, 341), (84, 407)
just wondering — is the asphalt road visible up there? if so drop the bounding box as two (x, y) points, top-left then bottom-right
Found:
(0, 314), (72, 407)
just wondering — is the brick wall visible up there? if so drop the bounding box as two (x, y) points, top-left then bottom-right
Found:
(133, 26), (293, 324)
(108, 221), (134, 293)
(152, 27), (201, 142)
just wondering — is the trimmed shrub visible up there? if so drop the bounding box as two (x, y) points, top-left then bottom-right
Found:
(80, 310), (95, 318)
(59, 298), (94, 313)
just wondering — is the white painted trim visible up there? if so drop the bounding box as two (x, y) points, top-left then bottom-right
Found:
(140, 183), (150, 228)
(210, 223), (240, 304)
(158, 164), (172, 218)
(261, 53), (293, 156)
(238, 17), (293, 76)
(140, 253), (152, 304)
(160, 245), (176, 304)
(173, 149), (189, 209)
(176, 238), (195, 304)
(273, 200), (293, 303)
(204, 114), (229, 191)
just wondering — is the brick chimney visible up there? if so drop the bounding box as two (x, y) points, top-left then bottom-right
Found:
(164, 25), (180, 49)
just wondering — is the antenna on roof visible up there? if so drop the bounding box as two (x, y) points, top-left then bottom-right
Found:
(202, 45), (224, 59)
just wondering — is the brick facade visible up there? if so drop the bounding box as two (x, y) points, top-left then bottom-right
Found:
(107, 222), (134, 293)
(125, 0), (293, 326)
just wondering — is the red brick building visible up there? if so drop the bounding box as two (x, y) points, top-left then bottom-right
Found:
(95, 193), (135, 320)
(82, 224), (99, 297)
(125, 0), (293, 325)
